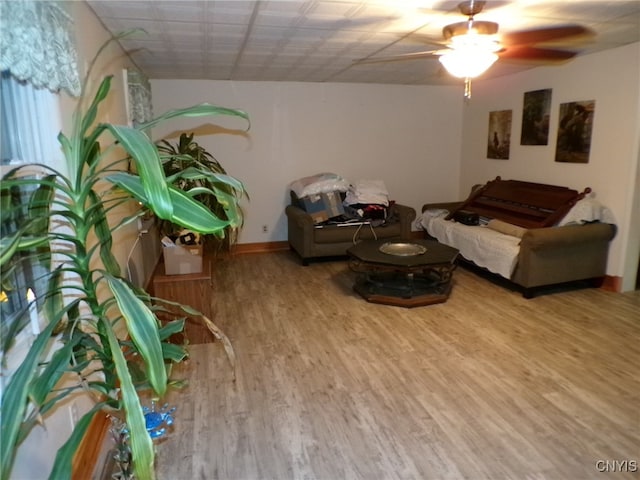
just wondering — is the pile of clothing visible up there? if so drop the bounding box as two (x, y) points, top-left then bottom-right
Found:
(289, 173), (393, 226)
(343, 180), (390, 224)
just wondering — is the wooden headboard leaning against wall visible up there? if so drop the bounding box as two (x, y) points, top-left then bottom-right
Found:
(446, 176), (591, 229)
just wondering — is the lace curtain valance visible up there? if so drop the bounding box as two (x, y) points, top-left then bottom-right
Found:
(127, 69), (153, 126)
(0, 0), (81, 97)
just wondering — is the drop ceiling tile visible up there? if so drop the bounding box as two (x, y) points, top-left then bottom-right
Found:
(87, 0), (640, 85)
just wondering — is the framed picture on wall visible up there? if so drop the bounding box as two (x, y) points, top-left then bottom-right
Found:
(487, 110), (512, 159)
(521, 88), (552, 145)
(555, 100), (596, 163)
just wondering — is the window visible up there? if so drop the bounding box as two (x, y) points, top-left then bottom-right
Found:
(0, 70), (61, 346)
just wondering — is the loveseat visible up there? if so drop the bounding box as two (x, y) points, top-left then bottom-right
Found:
(286, 200), (416, 265)
(420, 177), (617, 297)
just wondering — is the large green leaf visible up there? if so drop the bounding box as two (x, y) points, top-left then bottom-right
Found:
(28, 334), (81, 405)
(207, 188), (243, 228)
(57, 131), (73, 172)
(168, 184), (229, 232)
(106, 276), (166, 395)
(0, 304), (28, 355)
(102, 124), (173, 220)
(138, 104), (249, 132)
(80, 76), (112, 139)
(165, 168), (246, 195)
(161, 342), (189, 363)
(0, 228), (49, 268)
(157, 318), (186, 341)
(43, 267), (65, 329)
(48, 405), (105, 480)
(25, 175), (56, 236)
(179, 186), (243, 228)
(152, 297), (236, 372)
(88, 190), (121, 276)
(103, 322), (155, 480)
(81, 137), (104, 172)
(106, 172), (230, 234)
(0, 318), (61, 479)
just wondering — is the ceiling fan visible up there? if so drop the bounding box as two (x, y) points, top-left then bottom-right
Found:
(355, 0), (594, 98)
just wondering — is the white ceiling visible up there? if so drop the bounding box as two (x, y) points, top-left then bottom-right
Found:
(87, 0), (640, 86)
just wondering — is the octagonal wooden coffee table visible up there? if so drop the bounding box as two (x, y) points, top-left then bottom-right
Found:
(347, 238), (459, 308)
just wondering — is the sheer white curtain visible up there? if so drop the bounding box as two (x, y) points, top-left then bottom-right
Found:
(0, 72), (61, 340)
(1, 71), (62, 167)
(0, 0), (75, 342)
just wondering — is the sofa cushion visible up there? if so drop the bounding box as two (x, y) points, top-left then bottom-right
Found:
(313, 222), (402, 244)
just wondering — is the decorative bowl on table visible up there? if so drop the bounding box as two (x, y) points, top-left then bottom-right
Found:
(379, 242), (427, 256)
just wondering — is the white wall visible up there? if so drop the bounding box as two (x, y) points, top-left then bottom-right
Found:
(150, 80), (464, 243)
(458, 42), (640, 289)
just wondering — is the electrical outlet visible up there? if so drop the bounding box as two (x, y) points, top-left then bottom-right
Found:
(262, 225), (268, 233)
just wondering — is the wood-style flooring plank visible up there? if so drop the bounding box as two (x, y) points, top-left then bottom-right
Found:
(155, 251), (640, 480)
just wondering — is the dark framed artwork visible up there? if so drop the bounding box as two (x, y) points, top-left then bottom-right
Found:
(520, 88), (552, 145)
(555, 100), (596, 163)
(487, 110), (512, 159)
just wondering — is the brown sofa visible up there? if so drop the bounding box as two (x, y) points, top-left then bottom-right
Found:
(286, 201), (416, 265)
(421, 177), (617, 297)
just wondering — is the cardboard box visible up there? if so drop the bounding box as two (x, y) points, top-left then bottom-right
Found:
(301, 191), (345, 224)
(163, 243), (203, 275)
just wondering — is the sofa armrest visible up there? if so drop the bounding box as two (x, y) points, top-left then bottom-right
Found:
(285, 204), (315, 229)
(521, 223), (617, 250)
(285, 204), (316, 263)
(421, 201), (463, 213)
(514, 222), (616, 289)
(390, 203), (416, 239)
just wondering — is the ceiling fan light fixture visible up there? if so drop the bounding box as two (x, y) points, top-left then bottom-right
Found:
(439, 45), (498, 78)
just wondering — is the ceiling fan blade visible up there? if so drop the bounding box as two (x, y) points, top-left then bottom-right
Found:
(501, 25), (594, 46)
(353, 50), (444, 65)
(498, 46), (578, 62)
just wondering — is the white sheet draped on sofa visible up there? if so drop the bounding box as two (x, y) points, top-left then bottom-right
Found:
(420, 209), (520, 278)
(418, 197), (617, 280)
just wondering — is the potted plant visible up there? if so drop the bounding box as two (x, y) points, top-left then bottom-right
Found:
(156, 132), (248, 251)
(0, 37), (248, 480)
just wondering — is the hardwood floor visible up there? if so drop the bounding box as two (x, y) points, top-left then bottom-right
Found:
(155, 251), (640, 480)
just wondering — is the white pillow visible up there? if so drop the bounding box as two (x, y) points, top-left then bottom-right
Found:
(289, 172), (349, 198)
(558, 197), (616, 226)
(344, 179), (389, 206)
